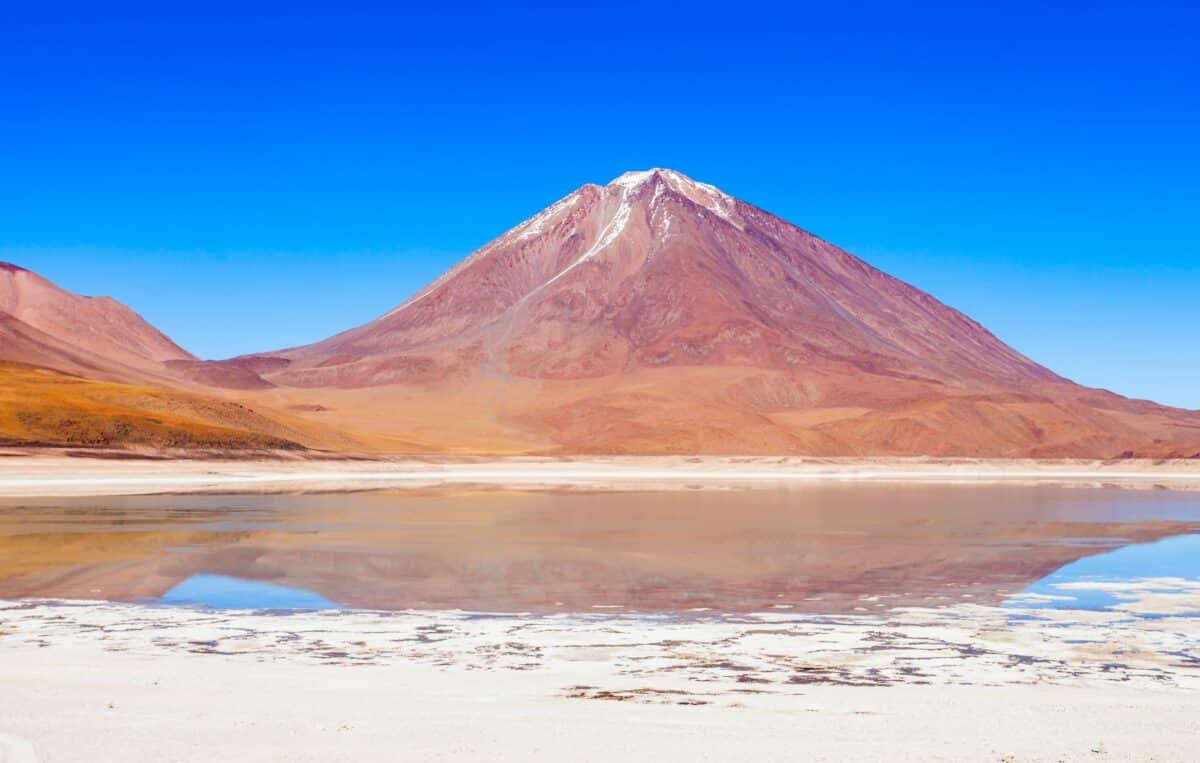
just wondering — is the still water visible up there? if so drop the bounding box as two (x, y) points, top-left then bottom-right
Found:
(1, 485), (1197, 614)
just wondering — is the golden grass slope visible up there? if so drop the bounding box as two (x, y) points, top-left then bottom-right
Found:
(0, 362), (311, 451)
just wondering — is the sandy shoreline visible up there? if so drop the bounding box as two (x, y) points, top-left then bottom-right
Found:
(2, 591), (1199, 761)
(1, 454), (1200, 496)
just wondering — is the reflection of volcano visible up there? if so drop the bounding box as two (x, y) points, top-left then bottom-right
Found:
(3, 487), (1199, 614)
(160, 574), (338, 610)
(1007, 534), (1200, 614)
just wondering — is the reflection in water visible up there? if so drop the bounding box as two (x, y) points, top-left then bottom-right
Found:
(1006, 534), (1200, 615)
(1, 485), (1198, 613)
(160, 574), (338, 610)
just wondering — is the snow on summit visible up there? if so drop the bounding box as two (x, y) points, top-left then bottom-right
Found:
(610, 168), (738, 226)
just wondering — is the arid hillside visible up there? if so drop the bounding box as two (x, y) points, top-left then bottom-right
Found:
(0, 362), (311, 451)
(0, 265), (361, 453)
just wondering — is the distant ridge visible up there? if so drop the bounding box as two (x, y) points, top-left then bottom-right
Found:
(0, 262), (194, 383)
(0, 264), (344, 452)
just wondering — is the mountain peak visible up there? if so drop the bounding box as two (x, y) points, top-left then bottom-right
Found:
(262, 165), (1055, 393)
(608, 167), (724, 194)
(609, 167), (680, 186)
(607, 168), (737, 224)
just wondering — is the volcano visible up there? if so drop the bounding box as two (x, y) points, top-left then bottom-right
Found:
(223, 169), (1200, 457)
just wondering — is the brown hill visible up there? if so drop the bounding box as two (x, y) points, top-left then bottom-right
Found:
(0, 263), (193, 380)
(0, 263), (277, 391)
(0, 266), (354, 453)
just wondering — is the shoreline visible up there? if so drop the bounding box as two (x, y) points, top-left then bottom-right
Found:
(3, 593), (1199, 761)
(1, 454), (1200, 496)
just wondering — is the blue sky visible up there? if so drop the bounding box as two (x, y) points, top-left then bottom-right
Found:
(2, 2), (1197, 408)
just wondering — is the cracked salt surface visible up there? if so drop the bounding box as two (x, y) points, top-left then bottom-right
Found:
(4, 579), (1199, 704)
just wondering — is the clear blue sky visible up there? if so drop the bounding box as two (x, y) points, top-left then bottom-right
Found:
(2, 2), (1197, 408)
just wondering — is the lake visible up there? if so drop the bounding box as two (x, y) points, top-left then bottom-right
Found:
(1, 484), (1198, 615)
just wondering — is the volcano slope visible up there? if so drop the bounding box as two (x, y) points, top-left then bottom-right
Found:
(218, 169), (1200, 457)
